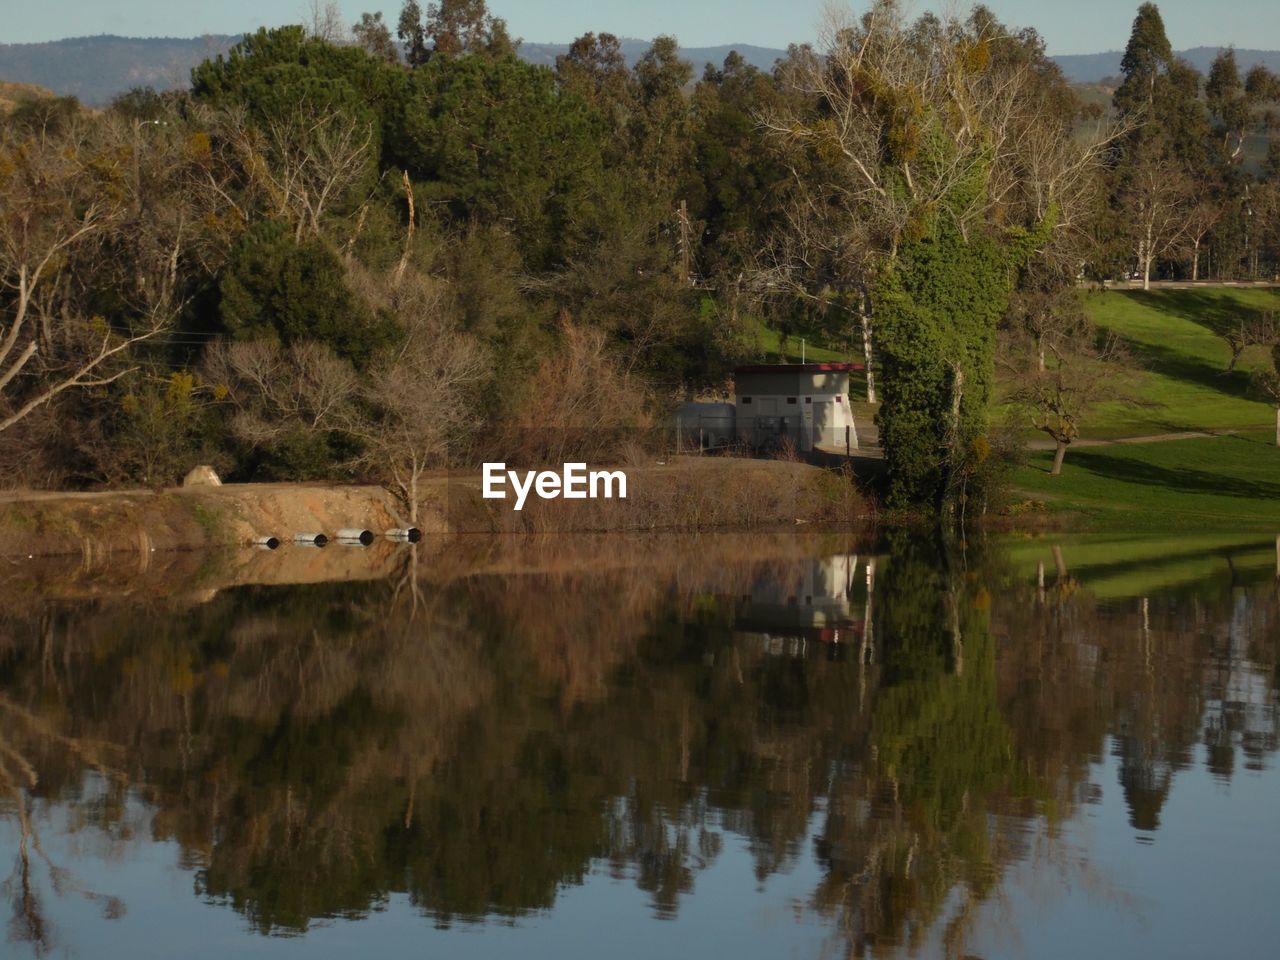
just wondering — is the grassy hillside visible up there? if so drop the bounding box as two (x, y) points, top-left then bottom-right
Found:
(742, 316), (849, 364)
(1014, 430), (1280, 530)
(1080, 287), (1280, 438)
(739, 317), (870, 403)
(1007, 287), (1280, 531)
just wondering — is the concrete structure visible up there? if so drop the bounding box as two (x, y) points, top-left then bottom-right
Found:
(733, 363), (860, 453)
(674, 401), (737, 450)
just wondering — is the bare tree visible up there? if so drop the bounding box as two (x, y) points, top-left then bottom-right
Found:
(1007, 331), (1131, 475)
(1120, 147), (1195, 290)
(1251, 345), (1280, 447)
(1184, 198), (1222, 282)
(1222, 312), (1279, 373)
(203, 339), (360, 450)
(228, 101), (376, 241)
(305, 1), (349, 44)
(342, 269), (487, 522)
(0, 122), (170, 436)
(1006, 258), (1091, 373)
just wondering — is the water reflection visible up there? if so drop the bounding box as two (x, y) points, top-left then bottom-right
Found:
(0, 533), (1277, 958)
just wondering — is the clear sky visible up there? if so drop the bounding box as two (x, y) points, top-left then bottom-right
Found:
(5, 0), (1279, 55)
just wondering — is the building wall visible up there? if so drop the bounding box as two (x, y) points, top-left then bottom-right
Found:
(733, 371), (856, 451)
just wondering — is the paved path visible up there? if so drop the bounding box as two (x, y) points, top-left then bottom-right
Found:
(1086, 280), (1280, 290)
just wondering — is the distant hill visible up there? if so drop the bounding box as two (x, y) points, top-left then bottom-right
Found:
(1054, 46), (1280, 83)
(1, 34), (1278, 106)
(518, 39), (787, 73)
(0, 35), (238, 105)
(0, 34), (786, 105)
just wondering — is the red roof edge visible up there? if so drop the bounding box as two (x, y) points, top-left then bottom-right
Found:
(734, 362), (865, 374)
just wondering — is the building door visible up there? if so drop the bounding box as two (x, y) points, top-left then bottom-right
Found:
(801, 398), (815, 452)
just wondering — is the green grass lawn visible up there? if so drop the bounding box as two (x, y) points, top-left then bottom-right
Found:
(1079, 287), (1280, 438)
(740, 316), (870, 398)
(752, 288), (1280, 532)
(1012, 429), (1280, 531)
(743, 315), (849, 364)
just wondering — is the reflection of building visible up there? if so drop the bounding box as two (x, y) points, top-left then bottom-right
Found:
(734, 553), (871, 645)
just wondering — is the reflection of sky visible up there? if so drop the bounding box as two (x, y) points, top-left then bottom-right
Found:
(960, 737), (1280, 960)
(1, 799), (830, 960)
(6, 737), (1279, 960)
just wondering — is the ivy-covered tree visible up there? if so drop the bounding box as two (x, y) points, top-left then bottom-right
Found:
(763, 1), (1095, 512)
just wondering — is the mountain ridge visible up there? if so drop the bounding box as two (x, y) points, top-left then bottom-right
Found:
(2, 34), (1279, 104)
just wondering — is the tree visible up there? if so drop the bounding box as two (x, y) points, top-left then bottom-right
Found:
(305, 1), (348, 44)
(344, 271), (486, 522)
(760, 1), (1105, 509)
(1114, 3), (1175, 122)
(1184, 194), (1223, 281)
(226, 99), (378, 240)
(1220, 312), (1278, 373)
(202, 338), (360, 478)
(353, 12), (400, 64)
(0, 119), (172, 436)
(1120, 145), (1195, 289)
(391, 55), (610, 268)
(630, 37), (694, 200)
(1251, 343), (1280, 447)
(218, 220), (399, 368)
(1206, 49), (1251, 163)
(109, 370), (225, 486)
(397, 1), (430, 67)
(1008, 330), (1131, 475)
(396, 0), (516, 65)
(425, 0), (517, 59)
(685, 52), (792, 281)
(191, 26), (403, 139)
(555, 33), (634, 126)
(1005, 260), (1090, 372)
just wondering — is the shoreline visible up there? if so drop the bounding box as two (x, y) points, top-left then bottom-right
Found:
(0, 457), (867, 560)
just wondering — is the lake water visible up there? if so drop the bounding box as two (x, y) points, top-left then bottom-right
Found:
(1, 532), (1277, 959)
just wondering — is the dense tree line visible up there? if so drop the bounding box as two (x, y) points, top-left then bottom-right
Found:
(1, 0), (1278, 513)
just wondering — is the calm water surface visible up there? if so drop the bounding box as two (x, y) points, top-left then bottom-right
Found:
(1, 532), (1277, 959)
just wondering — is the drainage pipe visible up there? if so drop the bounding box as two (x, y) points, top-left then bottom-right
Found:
(385, 528), (422, 543)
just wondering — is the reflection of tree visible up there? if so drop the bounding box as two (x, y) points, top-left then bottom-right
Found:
(0, 534), (1276, 952)
(809, 535), (1030, 958)
(0, 694), (129, 955)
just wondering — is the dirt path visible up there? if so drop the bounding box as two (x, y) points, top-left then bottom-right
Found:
(840, 420), (1249, 455)
(1025, 429), (1249, 451)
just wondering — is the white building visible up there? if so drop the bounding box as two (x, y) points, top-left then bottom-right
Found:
(733, 363), (860, 453)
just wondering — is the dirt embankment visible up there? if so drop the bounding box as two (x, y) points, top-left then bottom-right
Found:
(0, 457), (866, 563)
(0, 483), (413, 562)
